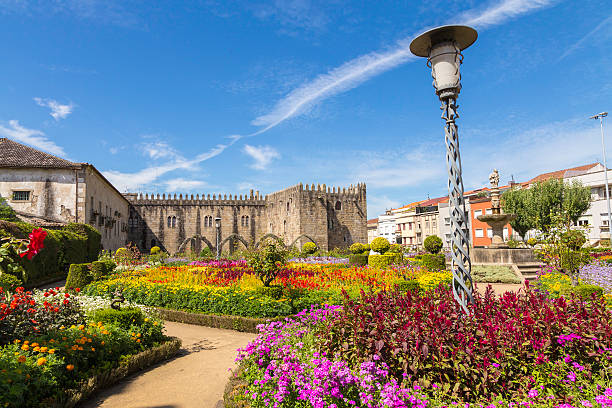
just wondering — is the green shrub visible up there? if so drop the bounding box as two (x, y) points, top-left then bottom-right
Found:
(388, 243), (402, 254)
(471, 265), (521, 284)
(64, 223), (101, 261)
(348, 254), (368, 266)
(89, 307), (145, 329)
(394, 279), (420, 293)
(507, 239), (519, 249)
(420, 253), (446, 271)
(90, 260), (115, 280)
(101, 259), (117, 273)
(0, 198), (19, 222)
(370, 237), (390, 254)
(368, 253), (401, 268)
(200, 247), (213, 258)
(150, 246), (161, 254)
(572, 284), (604, 299)
(527, 237), (538, 247)
(0, 273), (22, 292)
(424, 235), (443, 254)
(349, 243), (366, 254)
(65, 263), (92, 290)
(255, 285), (284, 300)
(301, 242), (317, 255)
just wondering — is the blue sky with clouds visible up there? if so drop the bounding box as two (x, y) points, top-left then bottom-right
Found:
(0, 0), (610, 217)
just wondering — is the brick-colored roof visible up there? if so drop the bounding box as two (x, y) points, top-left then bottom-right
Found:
(0, 138), (80, 169)
(367, 218), (378, 224)
(527, 163), (600, 184)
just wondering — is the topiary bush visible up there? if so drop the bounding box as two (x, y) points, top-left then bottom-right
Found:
(0, 273), (22, 292)
(394, 279), (420, 293)
(150, 246), (161, 254)
(423, 235), (443, 254)
(349, 243), (366, 254)
(65, 263), (92, 290)
(301, 242), (317, 255)
(64, 223), (101, 261)
(370, 237), (390, 254)
(388, 243), (402, 254)
(90, 260), (116, 280)
(368, 253), (401, 269)
(89, 307), (145, 329)
(572, 284), (604, 299)
(348, 254), (368, 266)
(420, 253), (446, 271)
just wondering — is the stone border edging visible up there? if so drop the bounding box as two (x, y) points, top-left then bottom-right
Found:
(55, 336), (182, 408)
(154, 307), (285, 333)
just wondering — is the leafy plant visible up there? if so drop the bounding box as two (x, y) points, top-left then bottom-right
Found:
(423, 235), (443, 254)
(370, 237), (390, 254)
(245, 240), (288, 287)
(301, 242), (317, 255)
(349, 242), (366, 254)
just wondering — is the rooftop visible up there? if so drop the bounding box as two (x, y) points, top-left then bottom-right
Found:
(0, 138), (81, 169)
(526, 163), (601, 184)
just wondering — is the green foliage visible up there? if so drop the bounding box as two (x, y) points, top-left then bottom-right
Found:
(65, 263), (92, 290)
(572, 284), (604, 299)
(245, 240), (289, 287)
(0, 239), (26, 281)
(349, 243), (366, 254)
(63, 223), (101, 262)
(560, 229), (586, 250)
(254, 285), (284, 300)
(502, 179), (591, 237)
(527, 237), (538, 247)
(370, 237), (390, 254)
(115, 247), (131, 262)
(471, 264), (522, 284)
(0, 273), (22, 292)
(423, 235), (443, 254)
(0, 198), (18, 222)
(420, 253), (446, 271)
(368, 253), (401, 268)
(394, 279), (420, 293)
(90, 307), (145, 329)
(199, 246), (213, 258)
(348, 254), (368, 266)
(90, 260), (115, 280)
(388, 243), (402, 254)
(301, 242), (317, 255)
(507, 239), (519, 248)
(150, 246), (161, 254)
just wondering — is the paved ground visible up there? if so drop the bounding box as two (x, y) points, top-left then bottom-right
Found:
(474, 282), (524, 295)
(82, 321), (256, 408)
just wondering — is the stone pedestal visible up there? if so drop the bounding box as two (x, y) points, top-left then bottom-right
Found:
(477, 213), (516, 248)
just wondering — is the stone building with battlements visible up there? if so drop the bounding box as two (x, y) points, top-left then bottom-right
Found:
(126, 182), (367, 255)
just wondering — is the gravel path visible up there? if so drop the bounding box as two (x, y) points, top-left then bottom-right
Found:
(81, 321), (256, 408)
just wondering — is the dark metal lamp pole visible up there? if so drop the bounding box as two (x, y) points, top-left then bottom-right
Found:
(215, 216), (222, 260)
(410, 25), (478, 314)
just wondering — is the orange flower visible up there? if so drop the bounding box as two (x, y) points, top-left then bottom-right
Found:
(40, 347), (48, 352)
(66, 364), (74, 371)
(17, 355), (26, 363)
(102, 330), (109, 335)
(136, 339), (141, 343)
(30, 343), (38, 347)
(25, 374), (30, 379)
(49, 339), (55, 343)
(21, 345), (29, 351)
(101, 341), (105, 345)
(23, 341), (29, 345)
(78, 325), (85, 330)
(13, 339), (20, 344)
(48, 349), (55, 354)
(33, 346), (40, 352)
(36, 357), (47, 366)
(91, 347), (95, 351)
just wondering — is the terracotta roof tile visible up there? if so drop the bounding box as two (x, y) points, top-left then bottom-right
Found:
(527, 163), (600, 184)
(0, 138), (80, 169)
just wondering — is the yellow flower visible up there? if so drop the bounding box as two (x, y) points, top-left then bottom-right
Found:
(33, 346), (40, 352)
(48, 349), (55, 354)
(21, 345), (29, 351)
(39, 347), (48, 353)
(36, 357), (47, 366)
(78, 324), (85, 330)
(30, 343), (38, 347)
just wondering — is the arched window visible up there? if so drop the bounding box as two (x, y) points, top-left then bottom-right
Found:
(240, 216), (244, 227)
(172, 216), (176, 228)
(335, 201), (342, 211)
(245, 216), (249, 227)
(283, 220), (287, 234)
(167, 216), (172, 228)
(287, 201), (290, 212)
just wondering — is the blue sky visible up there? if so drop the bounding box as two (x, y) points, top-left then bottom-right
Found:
(0, 0), (610, 218)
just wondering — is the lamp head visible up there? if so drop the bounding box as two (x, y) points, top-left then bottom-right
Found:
(215, 216), (221, 228)
(590, 112), (608, 120)
(410, 25), (478, 100)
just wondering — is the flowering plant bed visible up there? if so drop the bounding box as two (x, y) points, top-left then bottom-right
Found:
(228, 285), (612, 407)
(85, 263), (450, 318)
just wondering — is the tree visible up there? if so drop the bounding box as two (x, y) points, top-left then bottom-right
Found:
(501, 179), (591, 237)
(245, 239), (288, 287)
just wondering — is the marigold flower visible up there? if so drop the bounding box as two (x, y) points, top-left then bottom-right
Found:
(36, 357), (47, 366)
(17, 355), (26, 363)
(21, 345), (29, 351)
(66, 364), (74, 371)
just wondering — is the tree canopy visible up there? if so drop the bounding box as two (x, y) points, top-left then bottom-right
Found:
(501, 178), (591, 238)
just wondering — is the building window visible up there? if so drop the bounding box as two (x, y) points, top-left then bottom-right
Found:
(167, 216), (172, 228)
(485, 208), (493, 215)
(283, 220), (287, 234)
(474, 209), (482, 217)
(245, 216), (249, 227)
(335, 201), (342, 211)
(12, 191), (30, 201)
(287, 202), (290, 212)
(172, 216), (177, 228)
(487, 228), (493, 238)
(409, 223), (413, 230)
(503, 227), (509, 239)
(475, 229), (484, 238)
(444, 217), (450, 226)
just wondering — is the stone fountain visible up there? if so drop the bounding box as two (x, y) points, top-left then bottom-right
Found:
(476, 169), (516, 248)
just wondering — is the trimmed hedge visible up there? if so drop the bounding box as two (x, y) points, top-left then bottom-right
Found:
(0, 220), (101, 285)
(421, 253), (446, 271)
(90, 260), (116, 280)
(573, 284), (604, 299)
(349, 254), (368, 266)
(66, 263), (93, 290)
(90, 307), (145, 329)
(394, 279), (420, 293)
(368, 253), (402, 268)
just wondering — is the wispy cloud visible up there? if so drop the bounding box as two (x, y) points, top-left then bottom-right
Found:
(140, 141), (182, 160)
(34, 97), (75, 121)
(368, 195), (401, 219)
(559, 13), (612, 61)
(163, 178), (209, 192)
(0, 120), (66, 156)
(250, 0), (555, 134)
(243, 144), (281, 170)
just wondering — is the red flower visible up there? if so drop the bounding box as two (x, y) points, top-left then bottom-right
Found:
(20, 228), (47, 260)
(75, 288), (81, 293)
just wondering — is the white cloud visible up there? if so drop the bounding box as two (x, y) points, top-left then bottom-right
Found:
(559, 13), (612, 61)
(140, 141), (182, 160)
(237, 182), (257, 191)
(163, 178), (209, 192)
(249, 0), (554, 135)
(243, 144), (281, 170)
(0, 120), (66, 156)
(33, 97), (75, 120)
(368, 195), (402, 219)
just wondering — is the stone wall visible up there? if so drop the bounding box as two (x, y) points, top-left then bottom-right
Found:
(126, 183), (367, 254)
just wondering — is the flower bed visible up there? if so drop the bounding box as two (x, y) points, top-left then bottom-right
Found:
(229, 285), (612, 407)
(0, 286), (171, 407)
(85, 263), (447, 318)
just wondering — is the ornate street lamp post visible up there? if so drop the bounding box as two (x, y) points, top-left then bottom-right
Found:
(410, 25), (478, 314)
(215, 216), (222, 260)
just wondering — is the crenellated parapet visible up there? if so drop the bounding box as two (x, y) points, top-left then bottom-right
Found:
(124, 189), (266, 207)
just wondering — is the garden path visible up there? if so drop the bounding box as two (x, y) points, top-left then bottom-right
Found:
(82, 321), (256, 408)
